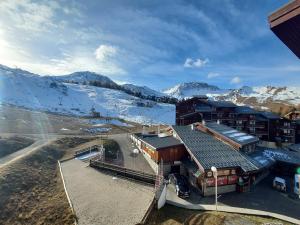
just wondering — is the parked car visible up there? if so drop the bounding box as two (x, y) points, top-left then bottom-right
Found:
(168, 173), (190, 198)
(273, 177), (287, 192)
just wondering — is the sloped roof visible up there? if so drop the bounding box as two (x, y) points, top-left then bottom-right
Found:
(136, 134), (182, 150)
(172, 125), (259, 172)
(204, 122), (259, 146)
(260, 111), (281, 119)
(254, 146), (300, 166)
(235, 106), (258, 114)
(207, 100), (237, 108)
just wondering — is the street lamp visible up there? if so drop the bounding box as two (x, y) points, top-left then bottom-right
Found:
(211, 166), (218, 211)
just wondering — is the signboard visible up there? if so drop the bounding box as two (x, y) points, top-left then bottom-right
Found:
(205, 176), (228, 186)
(217, 176), (228, 185)
(205, 178), (215, 187)
(228, 175), (238, 184)
(218, 170), (230, 176)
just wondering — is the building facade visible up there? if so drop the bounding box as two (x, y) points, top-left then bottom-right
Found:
(176, 97), (299, 144)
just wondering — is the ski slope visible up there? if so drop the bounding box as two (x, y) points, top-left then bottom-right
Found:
(0, 65), (175, 125)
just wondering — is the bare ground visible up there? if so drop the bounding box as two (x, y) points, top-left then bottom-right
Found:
(0, 135), (34, 158)
(0, 136), (95, 225)
(145, 205), (292, 225)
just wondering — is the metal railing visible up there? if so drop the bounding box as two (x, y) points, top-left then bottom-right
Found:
(90, 159), (156, 185)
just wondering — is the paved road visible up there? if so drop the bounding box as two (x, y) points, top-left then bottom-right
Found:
(166, 176), (300, 220)
(0, 137), (57, 169)
(110, 133), (155, 174)
(61, 159), (154, 225)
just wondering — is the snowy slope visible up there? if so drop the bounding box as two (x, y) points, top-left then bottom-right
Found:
(0, 65), (175, 124)
(122, 83), (165, 97)
(164, 82), (300, 107)
(51, 71), (119, 87)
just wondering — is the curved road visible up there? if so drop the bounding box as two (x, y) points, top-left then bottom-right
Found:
(0, 137), (57, 169)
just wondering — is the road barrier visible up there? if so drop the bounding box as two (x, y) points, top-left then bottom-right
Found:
(74, 145), (101, 157)
(58, 160), (78, 225)
(90, 159), (156, 185)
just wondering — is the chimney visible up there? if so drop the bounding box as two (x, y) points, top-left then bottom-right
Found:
(191, 124), (195, 130)
(142, 125), (146, 135)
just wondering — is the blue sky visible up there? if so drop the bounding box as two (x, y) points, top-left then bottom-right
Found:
(0, 0), (299, 90)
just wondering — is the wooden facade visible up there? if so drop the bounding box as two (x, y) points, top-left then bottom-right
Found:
(269, 0), (300, 58)
(176, 97), (299, 144)
(140, 141), (187, 163)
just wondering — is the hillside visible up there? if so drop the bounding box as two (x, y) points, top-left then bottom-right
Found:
(0, 65), (175, 124)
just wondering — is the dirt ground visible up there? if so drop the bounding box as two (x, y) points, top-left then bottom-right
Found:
(0, 104), (140, 135)
(146, 205), (292, 225)
(0, 135), (34, 158)
(0, 136), (95, 225)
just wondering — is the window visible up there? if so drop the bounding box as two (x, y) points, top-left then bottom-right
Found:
(249, 120), (255, 125)
(236, 120), (243, 125)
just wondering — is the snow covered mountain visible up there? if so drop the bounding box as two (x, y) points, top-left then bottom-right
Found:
(122, 84), (165, 97)
(164, 82), (300, 114)
(51, 71), (120, 89)
(163, 82), (229, 99)
(0, 65), (175, 124)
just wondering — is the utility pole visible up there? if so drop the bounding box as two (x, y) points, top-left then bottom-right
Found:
(211, 166), (218, 211)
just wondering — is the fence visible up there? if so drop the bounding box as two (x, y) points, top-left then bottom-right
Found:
(74, 145), (101, 157)
(90, 159), (156, 185)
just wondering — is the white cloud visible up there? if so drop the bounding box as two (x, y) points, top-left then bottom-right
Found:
(230, 76), (241, 84)
(184, 58), (209, 68)
(95, 45), (117, 61)
(207, 72), (220, 79)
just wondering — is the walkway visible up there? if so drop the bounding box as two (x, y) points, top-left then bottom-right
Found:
(60, 159), (155, 225)
(166, 185), (300, 224)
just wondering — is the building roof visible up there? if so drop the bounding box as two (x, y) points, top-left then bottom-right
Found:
(136, 134), (182, 150)
(179, 111), (202, 119)
(235, 106), (258, 114)
(207, 100), (237, 108)
(287, 143), (300, 152)
(254, 146), (300, 166)
(204, 122), (259, 146)
(268, 0), (300, 58)
(172, 125), (259, 172)
(259, 111), (281, 120)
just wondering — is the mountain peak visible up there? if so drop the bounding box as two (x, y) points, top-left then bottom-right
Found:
(163, 81), (223, 99)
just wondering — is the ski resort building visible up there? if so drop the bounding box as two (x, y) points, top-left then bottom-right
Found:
(132, 121), (300, 196)
(176, 96), (300, 144)
(130, 133), (187, 174)
(268, 0), (300, 58)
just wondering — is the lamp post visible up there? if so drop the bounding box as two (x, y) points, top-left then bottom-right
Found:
(211, 166), (218, 211)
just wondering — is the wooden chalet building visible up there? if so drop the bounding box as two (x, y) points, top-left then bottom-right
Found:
(171, 123), (261, 196)
(130, 133), (187, 174)
(176, 96), (300, 144)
